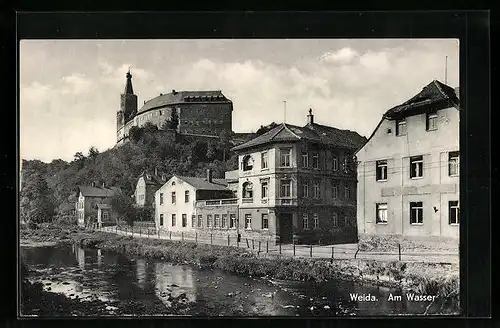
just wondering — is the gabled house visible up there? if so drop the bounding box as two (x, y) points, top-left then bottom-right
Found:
(134, 170), (168, 208)
(356, 80), (460, 240)
(155, 170), (235, 233)
(75, 182), (120, 228)
(230, 109), (367, 245)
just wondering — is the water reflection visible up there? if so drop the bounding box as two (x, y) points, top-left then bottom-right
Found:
(20, 243), (455, 316)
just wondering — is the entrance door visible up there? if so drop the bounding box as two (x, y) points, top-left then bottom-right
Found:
(279, 213), (293, 244)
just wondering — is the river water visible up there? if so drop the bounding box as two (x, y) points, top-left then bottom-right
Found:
(21, 243), (435, 317)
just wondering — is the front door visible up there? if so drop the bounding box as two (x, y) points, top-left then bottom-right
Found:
(279, 213), (293, 244)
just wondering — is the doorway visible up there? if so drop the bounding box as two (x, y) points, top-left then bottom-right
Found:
(279, 213), (293, 244)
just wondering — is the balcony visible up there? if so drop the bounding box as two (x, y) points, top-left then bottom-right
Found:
(276, 198), (298, 206)
(196, 198), (238, 206)
(242, 198), (254, 204)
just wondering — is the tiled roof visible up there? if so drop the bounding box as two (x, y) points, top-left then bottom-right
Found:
(231, 122), (366, 152)
(177, 176), (229, 191)
(384, 80), (460, 119)
(140, 172), (168, 185)
(78, 185), (120, 198)
(138, 90), (231, 113)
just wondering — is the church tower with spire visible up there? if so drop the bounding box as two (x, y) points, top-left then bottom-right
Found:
(117, 69), (138, 142)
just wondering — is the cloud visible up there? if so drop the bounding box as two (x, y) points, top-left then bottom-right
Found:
(320, 47), (359, 64)
(19, 39), (459, 162)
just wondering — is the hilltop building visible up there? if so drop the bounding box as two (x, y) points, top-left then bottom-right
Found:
(116, 70), (233, 145)
(355, 80), (460, 240)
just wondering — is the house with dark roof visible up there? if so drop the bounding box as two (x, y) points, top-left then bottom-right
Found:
(154, 169), (236, 234)
(229, 109), (367, 245)
(134, 170), (169, 208)
(116, 70), (233, 145)
(75, 182), (121, 228)
(355, 80), (460, 240)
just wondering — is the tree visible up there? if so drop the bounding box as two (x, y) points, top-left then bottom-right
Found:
(20, 172), (56, 226)
(73, 152), (86, 169)
(143, 122), (159, 134)
(111, 191), (137, 226)
(166, 109), (179, 130)
(128, 126), (143, 143)
(88, 146), (99, 162)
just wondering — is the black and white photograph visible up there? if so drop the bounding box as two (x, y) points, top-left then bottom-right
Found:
(19, 37), (461, 317)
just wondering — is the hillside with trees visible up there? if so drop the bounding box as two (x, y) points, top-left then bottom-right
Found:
(20, 123), (240, 227)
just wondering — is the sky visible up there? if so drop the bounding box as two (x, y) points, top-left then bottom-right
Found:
(20, 39), (459, 163)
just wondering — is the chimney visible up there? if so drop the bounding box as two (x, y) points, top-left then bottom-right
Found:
(172, 89), (177, 95)
(161, 174), (166, 182)
(206, 169), (213, 183)
(307, 108), (314, 124)
(154, 167), (158, 176)
(91, 182), (95, 187)
(102, 182), (106, 188)
(160, 93), (163, 96)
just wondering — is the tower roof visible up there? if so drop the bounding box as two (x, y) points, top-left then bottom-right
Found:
(124, 68), (134, 95)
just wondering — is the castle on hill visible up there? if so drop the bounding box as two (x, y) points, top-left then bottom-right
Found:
(116, 69), (234, 145)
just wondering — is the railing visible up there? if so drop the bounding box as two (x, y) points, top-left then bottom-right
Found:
(242, 198), (253, 204)
(276, 198), (298, 205)
(197, 198), (238, 206)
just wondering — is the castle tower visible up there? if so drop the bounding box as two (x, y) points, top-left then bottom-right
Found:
(117, 68), (138, 142)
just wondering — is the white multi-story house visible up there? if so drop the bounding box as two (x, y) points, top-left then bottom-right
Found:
(356, 80), (460, 240)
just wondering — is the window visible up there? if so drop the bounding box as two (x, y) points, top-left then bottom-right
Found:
(449, 201), (459, 225)
(261, 214), (269, 230)
(159, 193), (164, 205)
(243, 182), (253, 199)
(230, 214), (236, 228)
(171, 191), (176, 204)
(171, 214), (176, 227)
(172, 182), (176, 186)
(159, 110), (162, 116)
(192, 215), (196, 228)
(242, 155), (254, 171)
(312, 153), (319, 169)
(207, 215), (213, 227)
(222, 214), (228, 228)
(343, 158), (349, 173)
(344, 216), (349, 227)
(313, 213), (319, 228)
(245, 214), (252, 229)
(102, 211), (108, 220)
(396, 119), (407, 136)
(261, 180), (268, 198)
(197, 215), (203, 227)
(160, 214), (164, 226)
(332, 156), (338, 171)
(302, 153), (309, 168)
(333, 212), (338, 227)
(214, 214), (220, 228)
(302, 213), (309, 229)
(182, 214), (187, 227)
(280, 149), (291, 167)
(449, 151), (459, 176)
(410, 202), (423, 225)
(303, 181), (309, 198)
(332, 183), (338, 199)
(184, 190), (189, 203)
(410, 156), (424, 178)
(344, 186), (350, 200)
(261, 152), (268, 169)
(426, 111), (438, 131)
(376, 203), (388, 224)
(281, 180), (291, 198)
(376, 160), (388, 181)
(314, 181), (320, 198)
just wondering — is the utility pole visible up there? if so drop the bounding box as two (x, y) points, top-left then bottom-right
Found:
(445, 56), (448, 85)
(283, 100), (287, 123)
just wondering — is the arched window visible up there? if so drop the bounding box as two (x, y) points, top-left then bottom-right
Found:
(242, 182), (253, 199)
(242, 155), (254, 171)
(172, 181), (176, 186)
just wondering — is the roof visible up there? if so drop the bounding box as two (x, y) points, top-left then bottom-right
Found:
(138, 90), (231, 113)
(177, 176), (229, 191)
(78, 185), (120, 198)
(384, 80), (460, 119)
(139, 172), (168, 185)
(231, 122), (366, 152)
(224, 170), (239, 182)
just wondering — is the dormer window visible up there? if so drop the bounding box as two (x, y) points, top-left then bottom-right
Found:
(242, 155), (254, 171)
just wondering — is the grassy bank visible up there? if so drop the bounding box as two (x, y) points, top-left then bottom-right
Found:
(20, 225), (459, 314)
